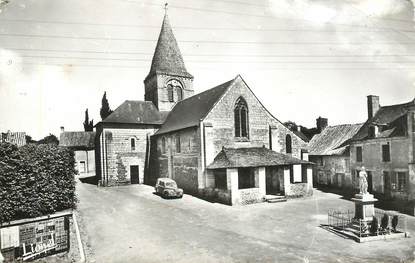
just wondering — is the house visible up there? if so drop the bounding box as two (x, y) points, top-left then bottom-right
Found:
(1, 131), (26, 147)
(349, 95), (415, 211)
(94, 13), (313, 205)
(308, 118), (362, 189)
(59, 128), (96, 174)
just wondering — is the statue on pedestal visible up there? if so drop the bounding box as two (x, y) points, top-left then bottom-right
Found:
(359, 167), (368, 195)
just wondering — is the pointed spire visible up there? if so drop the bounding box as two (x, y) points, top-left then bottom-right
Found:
(145, 10), (193, 81)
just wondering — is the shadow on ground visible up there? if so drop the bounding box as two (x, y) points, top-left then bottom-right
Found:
(315, 185), (415, 216)
(79, 175), (98, 185)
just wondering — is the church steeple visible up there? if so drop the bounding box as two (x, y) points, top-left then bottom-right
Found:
(144, 10), (194, 111)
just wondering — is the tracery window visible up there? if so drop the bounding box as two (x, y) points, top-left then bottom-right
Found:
(234, 97), (249, 138)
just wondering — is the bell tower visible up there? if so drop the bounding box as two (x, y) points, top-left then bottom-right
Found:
(144, 9), (194, 112)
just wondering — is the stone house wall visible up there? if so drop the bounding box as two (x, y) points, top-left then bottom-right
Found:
(74, 150), (95, 174)
(350, 136), (413, 200)
(310, 155), (352, 189)
(96, 126), (158, 186)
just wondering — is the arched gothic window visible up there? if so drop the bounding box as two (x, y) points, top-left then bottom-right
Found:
(167, 84), (174, 102)
(286, 134), (292, 154)
(234, 97), (249, 138)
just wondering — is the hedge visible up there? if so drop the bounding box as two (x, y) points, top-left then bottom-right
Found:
(0, 142), (77, 222)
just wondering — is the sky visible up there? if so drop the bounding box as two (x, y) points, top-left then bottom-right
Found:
(0, 0), (414, 139)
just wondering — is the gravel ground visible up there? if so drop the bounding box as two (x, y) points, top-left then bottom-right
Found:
(75, 178), (415, 263)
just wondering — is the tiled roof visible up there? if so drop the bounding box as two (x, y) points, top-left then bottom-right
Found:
(207, 147), (311, 169)
(154, 78), (235, 135)
(308, 123), (363, 156)
(353, 99), (415, 141)
(145, 14), (193, 81)
(59, 131), (95, 149)
(102, 100), (167, 125)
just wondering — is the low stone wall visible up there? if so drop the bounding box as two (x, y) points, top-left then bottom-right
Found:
(286, 183), (313, 198)
(238, 188), (264, 205)
(198, 188), (231, 205)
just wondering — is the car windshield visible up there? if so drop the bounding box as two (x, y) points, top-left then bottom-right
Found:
(165, 182), (177, 188)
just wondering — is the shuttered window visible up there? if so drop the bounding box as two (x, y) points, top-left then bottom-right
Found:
(382, 144), (390, 162)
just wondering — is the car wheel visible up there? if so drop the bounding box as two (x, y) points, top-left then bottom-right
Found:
(163, 191), (169, 199)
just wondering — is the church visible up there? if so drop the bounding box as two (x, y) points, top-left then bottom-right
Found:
(94, 13), (313, 205)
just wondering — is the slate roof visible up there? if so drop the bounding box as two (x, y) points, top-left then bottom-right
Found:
(308, 123), (363, 156)
(101, 100), (167, 125)
(207, 147), (311, 169)
(353, 99), (415, 141)
(155, 78), (235, 135)
(59, 131), (95, 149)
(145, 14), (193, 81)
(293, 130), (310, 142)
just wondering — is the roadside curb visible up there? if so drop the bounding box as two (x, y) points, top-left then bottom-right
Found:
(73, 213), (86, 263)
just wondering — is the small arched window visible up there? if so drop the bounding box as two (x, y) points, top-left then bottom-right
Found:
(234, 97), (249, 138)
(167, 84), (174, 102)
(161, 137), (166, 154)
(286, 134), (292, 154)
(131, 138), (136, 151)
(176, 87), (183, 101)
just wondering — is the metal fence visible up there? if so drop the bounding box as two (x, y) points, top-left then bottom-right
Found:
(327, 209), (354, 230)
(327, 208), (407, 238)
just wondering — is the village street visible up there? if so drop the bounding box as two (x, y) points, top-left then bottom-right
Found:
(75, 178), (415, 263)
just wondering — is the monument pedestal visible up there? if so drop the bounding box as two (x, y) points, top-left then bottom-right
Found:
(351, 194), (378, 221)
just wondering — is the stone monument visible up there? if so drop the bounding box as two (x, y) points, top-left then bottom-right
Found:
(351, 167), (378, 221)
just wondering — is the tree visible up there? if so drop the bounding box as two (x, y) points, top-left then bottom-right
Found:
(37, 134), (59, 145)
(100, 91), (113, 120)
(370, 216), (379, 234)
(284, 121), (298, 131)
(83, 108), (94, 131)
(25, 135), (37, 144)
(381, 214), (389, 231)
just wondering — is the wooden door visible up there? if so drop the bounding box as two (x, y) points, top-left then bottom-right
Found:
(130, 165), (139, 184)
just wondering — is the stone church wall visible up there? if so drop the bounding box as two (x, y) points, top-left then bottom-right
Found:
(151, 127), (201, 194)
(203, 77), (307, 165)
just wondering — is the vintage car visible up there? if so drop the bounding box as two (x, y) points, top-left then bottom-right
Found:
(154, 178), (183, 199)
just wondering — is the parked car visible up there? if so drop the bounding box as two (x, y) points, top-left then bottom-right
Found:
(155, 178), (183, 199)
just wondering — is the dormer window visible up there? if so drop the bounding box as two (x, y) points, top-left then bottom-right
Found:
(234, 97), (249, 138)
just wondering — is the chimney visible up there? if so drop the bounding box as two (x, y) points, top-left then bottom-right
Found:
(367, 95), (380, 119)
(60, 126), (65, 133)
(316, 117), (328, 133)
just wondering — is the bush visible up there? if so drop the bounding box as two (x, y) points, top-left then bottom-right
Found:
(370, 216), (379, 234)
(381, 214), (389, 231)
(0, 142), (77, 222)
(392, 215), (399, 232)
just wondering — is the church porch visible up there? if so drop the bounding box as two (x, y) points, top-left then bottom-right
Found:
(205, 147), (313, 205)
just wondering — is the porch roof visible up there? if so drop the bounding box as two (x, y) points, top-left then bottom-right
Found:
(207, 147), (312, 169)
